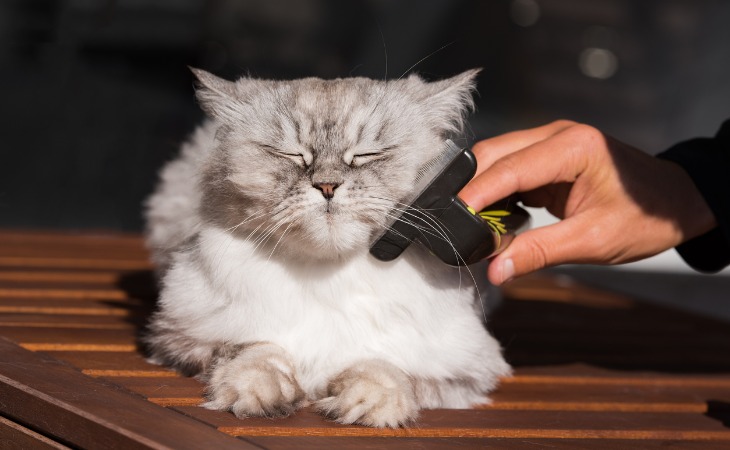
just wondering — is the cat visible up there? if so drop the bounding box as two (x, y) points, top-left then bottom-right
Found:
(143, 67), (511, 428)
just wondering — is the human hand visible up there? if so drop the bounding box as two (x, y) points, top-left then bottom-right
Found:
(459, 121), (717, 285)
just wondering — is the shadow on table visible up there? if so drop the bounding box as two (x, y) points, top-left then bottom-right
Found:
(490, 293), (730, 373)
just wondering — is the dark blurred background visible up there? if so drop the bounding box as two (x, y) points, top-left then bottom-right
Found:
(2, 0), (730, 231)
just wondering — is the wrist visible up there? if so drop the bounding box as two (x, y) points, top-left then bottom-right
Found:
(659, 159), (718, 243)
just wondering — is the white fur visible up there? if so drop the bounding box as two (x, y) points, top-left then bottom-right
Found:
(159, 225), (509, 403)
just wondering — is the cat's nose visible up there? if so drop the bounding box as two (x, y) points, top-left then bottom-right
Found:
(313, 182), (340, 200)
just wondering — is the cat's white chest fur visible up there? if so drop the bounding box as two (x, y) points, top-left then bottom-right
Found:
(160, 227), (503, 395)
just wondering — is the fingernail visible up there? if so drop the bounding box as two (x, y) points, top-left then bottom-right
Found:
(501, 258), (515, 284)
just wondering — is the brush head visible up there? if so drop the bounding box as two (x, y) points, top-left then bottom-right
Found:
(369, 140), (531, 266)
(407, 140), (465, 207)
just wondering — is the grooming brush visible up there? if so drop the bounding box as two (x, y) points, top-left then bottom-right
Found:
(370, 140), (530, 266)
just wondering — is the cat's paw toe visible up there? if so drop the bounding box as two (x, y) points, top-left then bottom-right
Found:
(315, 360), (418, 428)
(205, 344), (305, 418)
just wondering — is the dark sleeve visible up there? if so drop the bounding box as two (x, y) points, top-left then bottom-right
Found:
(656, 119), (730, 273)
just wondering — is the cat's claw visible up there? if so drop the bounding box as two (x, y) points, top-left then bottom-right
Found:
(204, 343), (305, 418)
(315, 360), (419, 428)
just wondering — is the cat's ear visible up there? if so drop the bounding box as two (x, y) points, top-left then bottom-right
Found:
(411, 69), (481, 134)
(189, 67), (248, 121)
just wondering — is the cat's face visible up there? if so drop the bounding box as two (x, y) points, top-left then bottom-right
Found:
(195, 69), (478, 260)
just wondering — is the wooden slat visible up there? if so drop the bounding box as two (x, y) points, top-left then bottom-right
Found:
(172, 407), (730, 440)
(0, 257), (152, 271)
(82, 370), (179, 378)
(94, 367), (730, 416)
(0, 232), (149, 258)
(0, 322), (131, 330)
(0, 415), (71, 450)
(0, 337), (254, 450)
(0, 233), (149, 267)
(0, 297), (145, 318)
(21, 344), (137, 352)
(42, 351), (161, 371)
(1, 327), (137, 345)
(247, 437), (722, 450)
(0, 270), (124, 284)
(505, 373), (730, 388)
(98, 375), (205, 396)
(0, 306), (132, 316)
(0, 230), (145, 246)
(0, 288), (130, 300)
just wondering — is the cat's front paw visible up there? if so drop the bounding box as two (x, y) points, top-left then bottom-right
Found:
(315, 359), (418, 428)
(203, 343), (305, 418)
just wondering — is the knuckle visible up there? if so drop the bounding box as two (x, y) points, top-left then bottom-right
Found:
(472, 140), (490, 158)
(493, 155), (522, 189)
(581, 222), (623, 263)
(581, 224), (607, 255)
(565, 123), (603, 144)
(561, 123), (608, 166)
(522, 237), (551, 271)
(550, 119), (578, 130)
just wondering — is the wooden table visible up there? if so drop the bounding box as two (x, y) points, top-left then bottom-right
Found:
(0, 230), (729, 449)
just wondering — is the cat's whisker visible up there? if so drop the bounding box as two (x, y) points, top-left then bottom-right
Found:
(225, 209), (267, 233)
(250, 211), (299, 255)
(393, 209), (467, 268)
(243, 221), (270, 247)
(358, 40), (461, 130)
(250, 219), (288, 253)
(362, 201), (454, 245)
(205, 206), (290, 275)
(172, 220), (205, 253)
(374, 207), (462, 266)
(396, 40), (457, 81)
(267, 222), (294, 261)
(366, 197), (462, 245)
(379, 25), (388, 82)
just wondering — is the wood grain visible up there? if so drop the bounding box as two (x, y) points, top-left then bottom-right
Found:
(0, 415), (71, 450)
(0, 337), (254, 449)
(0, 288), (129, 300)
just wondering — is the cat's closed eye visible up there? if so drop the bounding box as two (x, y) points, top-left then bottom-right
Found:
(348, 146), (395, 167)
(259, 143), (310, 167)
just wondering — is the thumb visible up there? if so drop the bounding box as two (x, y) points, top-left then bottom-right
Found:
(488, 216), (596, 285)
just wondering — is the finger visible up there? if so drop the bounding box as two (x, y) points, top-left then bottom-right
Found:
(471, 120), (577, 176)
(488, 215), (600, 285)
(460, 125), (598, 211)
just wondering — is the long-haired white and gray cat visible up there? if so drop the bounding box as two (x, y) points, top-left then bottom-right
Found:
(144, 67), (510, 428)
